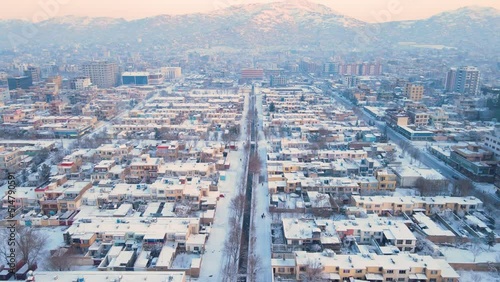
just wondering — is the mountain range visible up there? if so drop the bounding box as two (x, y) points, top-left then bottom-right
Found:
(0, 1), (498, 53)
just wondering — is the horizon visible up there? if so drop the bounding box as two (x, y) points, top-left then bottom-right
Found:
(0, 0), (499, 23)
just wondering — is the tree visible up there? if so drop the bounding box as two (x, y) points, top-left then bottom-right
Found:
(39, 164), (51, 183)
(452, 179), (474, 197)
(487, 232), (496, 250)
(470, 239), (483, 262)
(249, 154), (261, 174)
(415, 177), (449, 197)
(30, 163), (38, 173)
(229, 192), (245, 220)
(0, 226), (49, 267)
(33, 148), (50, 166)
(409, 147), (421, 166)
(47, 247), (76, 271)
(269, 102), (276, 112)
(154, 128), (161, 140)
(247, 252), (262, 282)
(301, 258), (325, 282)
(397, 139), (411, 157)
(21, 169), (28, 184)
(385, 150), (396, 164)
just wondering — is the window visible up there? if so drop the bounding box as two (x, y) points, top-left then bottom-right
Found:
(343, 269), (350, 274)
(430, 270), (438, 275)
(386, 278), (393, 281)
(356, 270), (362, 274)
(405, 240), (412, 244)
(398, 270), (406, 274)
(396, 240), (403, 244)
(278, 268), (285, 273)
(387, 270), (394, 274)
(300, 267), (306, 271)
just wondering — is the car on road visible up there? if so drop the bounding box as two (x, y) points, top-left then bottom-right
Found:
(452, 175), (459, 180)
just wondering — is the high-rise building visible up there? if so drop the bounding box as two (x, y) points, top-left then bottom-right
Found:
(82, 61), (119, 88)
(7, 76), (33, 90)
(342, 75), (358, 88)
(404, 83), (424, 101)
(338, 62), (382, 76)
(445, 66), (480, 95)
(24, 66), (41, 82)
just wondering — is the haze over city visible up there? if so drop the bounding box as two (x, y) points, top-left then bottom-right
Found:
(0, 0), (498, 22)
(0, 1), (499, 282)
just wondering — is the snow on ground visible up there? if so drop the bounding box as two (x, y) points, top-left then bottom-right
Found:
(474, 182), (497, 194)
(458, 270), (500, 282)
(172, 253), (201, 269)
(198, 90), (249, 281)
(440, 243), (500, 263)
(393, 188), (418, 196)
(250, 90), (273, 282)
(37, 226), (69, 270)
(72, 265), (98, 271)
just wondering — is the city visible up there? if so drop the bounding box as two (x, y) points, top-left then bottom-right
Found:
(0, 1), (499, 282)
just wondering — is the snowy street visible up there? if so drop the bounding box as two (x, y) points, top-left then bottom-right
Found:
(248, 89), (273, 282)
(198, 89), (250, 281)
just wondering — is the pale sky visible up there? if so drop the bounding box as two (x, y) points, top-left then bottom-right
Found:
(1, 0), (498, 22)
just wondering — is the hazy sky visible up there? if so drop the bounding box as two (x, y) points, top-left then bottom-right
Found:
(1, 0), (499, 22)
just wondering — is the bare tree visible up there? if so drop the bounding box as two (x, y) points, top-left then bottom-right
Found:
(385, 150), (396, 164)
(247, 252), (262, 282)
(174, 200), (192, 217)
(229, 192), (246, 220)
(301, 258), (325, 282)
(452, 179), (474, 197)
(46, 247), (76, 271)
(470, 239), (484, 263)
(397, 139), (411, 157)
(415, 178), (450, 197)
(249, 153), (261, 174)
(0, 226), (49, 267)
(409, 147), (421, 166)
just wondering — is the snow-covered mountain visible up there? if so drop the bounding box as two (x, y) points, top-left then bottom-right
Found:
(0, 2), (498, 53)
(377, 6), (500, 52)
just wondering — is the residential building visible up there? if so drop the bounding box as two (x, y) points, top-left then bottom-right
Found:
(375, 169), (397, 191)
(0, 146), (22, 173)
(334, 214), (416, 252)
(484, 125), (500, 158)
(274, 251), (459, 282)
(7, 76), (32, 90)
(404, 83), (424, 101)
(445, 66), (480, 95)
(351, 195), (483, 216)
(24, 66), (41, 82)
(407, 110), (430, 127)
(70, 76), (92, 90)
(82, 61), (119, 88)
